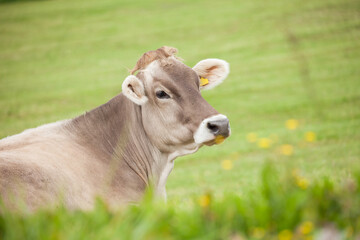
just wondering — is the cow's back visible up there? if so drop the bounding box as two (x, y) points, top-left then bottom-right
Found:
(0, 120), (101, 211)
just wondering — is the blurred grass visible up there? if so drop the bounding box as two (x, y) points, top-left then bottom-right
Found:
(1, 165), (360, 239)
(0, 0), (360, 227)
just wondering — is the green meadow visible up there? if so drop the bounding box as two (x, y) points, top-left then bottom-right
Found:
(0, 0), (360, 238)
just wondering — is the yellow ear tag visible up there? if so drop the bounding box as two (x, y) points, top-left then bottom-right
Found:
(200, 77), (209, 87)
(215, 135), (225, 145)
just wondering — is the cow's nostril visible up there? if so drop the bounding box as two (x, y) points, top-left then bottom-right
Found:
(207, 122), (219, 134)
(207, 118), (230, 137)
(193, 114), (230, 144)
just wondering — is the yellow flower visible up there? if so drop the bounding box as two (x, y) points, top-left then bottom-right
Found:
(221, 160), (233, 170)
(296, 177), (309, 190)
(305, 132), (316, 142)
(278, 229), (292, 240)
(280, 144), (294, 156)
(299, 221), (314, 235)
(215, 135), (225, 144)
(246, 132), (257, 143)
(251, 227), (265, 239)
(198, 194), (211, 207)
(285, 119), (299, 130)
(258, 138), (271, 148)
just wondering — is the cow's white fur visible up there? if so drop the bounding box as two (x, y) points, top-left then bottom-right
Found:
(122, 75), (148, 105)
(156, 161), (174, 200)
(193, 114), (230, 144)
(193, 59), (230, 90)
(142, 60), (162, 76)
(156, 144), (199, 200)
(141, 60), (171, 85)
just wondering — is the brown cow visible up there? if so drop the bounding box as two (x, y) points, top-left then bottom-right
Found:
(0, 46), (230, 211)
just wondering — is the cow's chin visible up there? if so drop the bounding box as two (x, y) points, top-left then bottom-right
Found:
(203, 139), (217, 146)
(202, 135), (227, 146)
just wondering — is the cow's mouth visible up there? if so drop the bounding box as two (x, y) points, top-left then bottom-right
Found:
(203, 135), (227, 146)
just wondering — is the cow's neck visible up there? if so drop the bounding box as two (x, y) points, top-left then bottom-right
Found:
(67, 94), (176, 201)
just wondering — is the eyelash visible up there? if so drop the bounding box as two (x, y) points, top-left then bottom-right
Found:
(156, 90), (170, 99)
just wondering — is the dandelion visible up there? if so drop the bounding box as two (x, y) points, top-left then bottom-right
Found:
(221, 160), (233, 170)
(305, 131), (316, 142)
(246, 132), (257, 143)
(198, 194), (211, 207)
(258, 138), (271, 149)
(285, 119), (299, 130)
(278, 229), (293, 240)
(251, 227), (265, 239)
(296, 177), (309, 190)
(299, 221), (314, 235)
(280, 144), (294, 156)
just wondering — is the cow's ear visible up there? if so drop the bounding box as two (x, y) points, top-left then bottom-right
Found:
(122, 75), (148, 105)
(193, 59), (230, 90)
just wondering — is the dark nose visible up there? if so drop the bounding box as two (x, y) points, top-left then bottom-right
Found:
(207, 118), (230, 137)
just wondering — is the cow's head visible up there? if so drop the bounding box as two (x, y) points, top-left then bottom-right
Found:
(122, 46), (230, 154)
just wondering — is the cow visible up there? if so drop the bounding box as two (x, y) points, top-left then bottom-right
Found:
(0, 46), (230, 211)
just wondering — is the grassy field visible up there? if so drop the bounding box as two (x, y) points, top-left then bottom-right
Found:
(1, 0), (360, 238)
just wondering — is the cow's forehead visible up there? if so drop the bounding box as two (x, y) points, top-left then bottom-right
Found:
(143, 58), (199, 88)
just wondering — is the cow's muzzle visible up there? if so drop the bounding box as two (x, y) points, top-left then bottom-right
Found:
(194, 114), (231, 145)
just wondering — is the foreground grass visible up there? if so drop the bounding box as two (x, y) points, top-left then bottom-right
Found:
(1, 0), (359, 198)
(1, 165), (359, 240)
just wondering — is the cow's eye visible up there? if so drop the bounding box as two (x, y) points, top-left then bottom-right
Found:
(156, 90), (170, 99)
